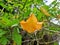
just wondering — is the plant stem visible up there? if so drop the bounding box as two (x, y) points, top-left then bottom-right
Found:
(35, 31), (39, 45)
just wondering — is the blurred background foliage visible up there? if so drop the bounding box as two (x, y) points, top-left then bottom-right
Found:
(0, 0), (60, 45)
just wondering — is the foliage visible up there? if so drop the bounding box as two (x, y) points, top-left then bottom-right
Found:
(0, 0), (60, 45)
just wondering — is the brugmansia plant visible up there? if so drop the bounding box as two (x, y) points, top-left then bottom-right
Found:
(0, 0), (60, 45)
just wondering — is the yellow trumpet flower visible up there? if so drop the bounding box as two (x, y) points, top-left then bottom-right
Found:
(20, 13), (43, 33)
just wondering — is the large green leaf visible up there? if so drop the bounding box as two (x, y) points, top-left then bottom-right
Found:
(0, 29), (7, 37)
(0, 16), (19, 27)
(1, 17), (12, 27)
(12, 28), (22, 45)
(0, 37), (8, 45)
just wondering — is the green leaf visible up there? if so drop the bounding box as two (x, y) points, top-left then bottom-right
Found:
(54, 42), (58, 45)
(25, 1), (32, 7)
(22, 0), (26, 2)
(42, 5), (50, 10)
(0, 1), (7, 8)
(11, 19), (19, 25)
(0, 29), (7, 37)
(1, 17), (12, 26)
(51, 0), (57, 5)
(12, 28), (22, 45)
(23, 9), (31, 18)
(37, 0), (43, 4)
(37, 12), (44, 21)
(0, 17), (19, 27)
(19, 4), (23, 9)
(0, 37), (8, 45)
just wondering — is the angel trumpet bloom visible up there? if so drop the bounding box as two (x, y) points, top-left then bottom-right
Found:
(20, 13), (43, 33)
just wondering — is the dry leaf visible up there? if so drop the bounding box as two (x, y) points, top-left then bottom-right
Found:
(13, 41), (16, 45)
(40, 7), (50, 16)
(57, 15), (60, 19)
